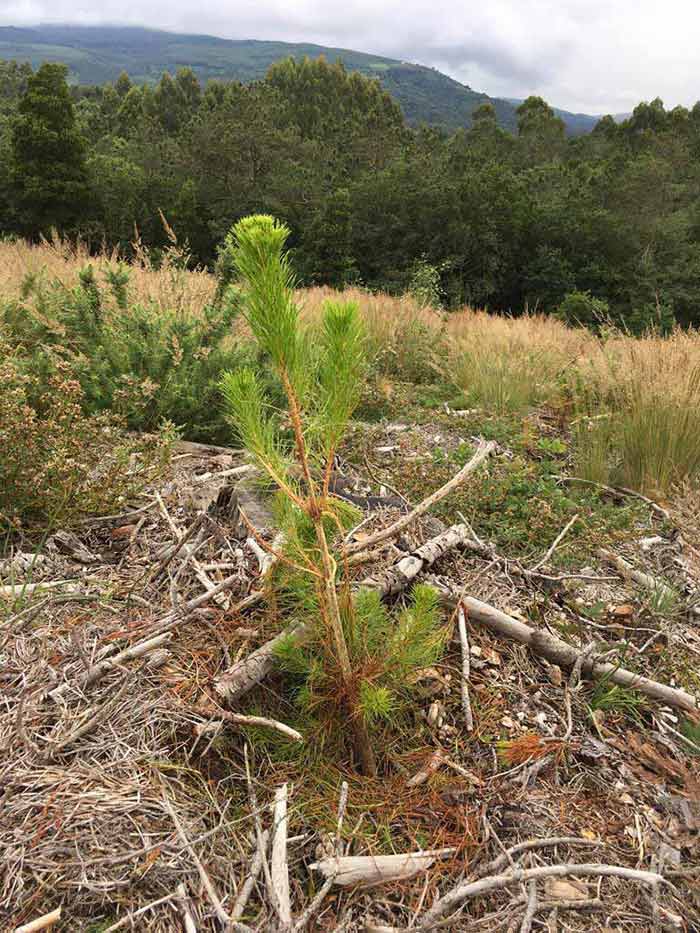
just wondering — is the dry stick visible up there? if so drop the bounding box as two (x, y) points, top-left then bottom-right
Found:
(187, 464), (254, 486)
(359, 523), (474, 596)
(101, 893), (177, 932)
(151, 511), (207, 580)
(419, 863), (667, 929)
(598, 548), (677, 601)
(555, 475), (671, 521)
(193, 704), (303, 743)
(1, 579), (84, 599)
(47, 632), (171, 703)
(342, 440), (496, 557)
(14, 908), (62, 933)
(215, 621), (309, 702)
(294, 780), (349, 932)
(231, 830), (270, 924)
(162, 796), (231, 929)
(519, 878), (538, 933)
(176, 883), (197, 933)
(46, 671), (134, 757)
(270, 783), (293, 931)
(529, 514), (579, 573)
(457, 602), (474, 732)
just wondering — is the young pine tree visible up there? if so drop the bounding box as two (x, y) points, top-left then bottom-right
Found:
(220, 215), (446, 775)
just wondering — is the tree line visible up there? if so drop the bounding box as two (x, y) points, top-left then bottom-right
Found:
(2, 56), (700, 329)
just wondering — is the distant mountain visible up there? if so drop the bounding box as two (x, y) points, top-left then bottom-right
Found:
(0, 24), (602, 135)
(504, 97), (601, 135)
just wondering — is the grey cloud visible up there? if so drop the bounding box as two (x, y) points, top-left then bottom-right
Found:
(2, 0), (699, 114)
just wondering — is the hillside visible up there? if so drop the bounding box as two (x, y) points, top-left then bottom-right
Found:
(0, 23), (598, 133)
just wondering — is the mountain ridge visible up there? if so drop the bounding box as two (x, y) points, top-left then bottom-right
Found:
(0, 23), (601, 134)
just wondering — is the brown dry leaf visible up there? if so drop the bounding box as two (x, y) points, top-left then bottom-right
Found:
(544, 877), (589, 900)
(616, 733), (700, 797)
(483, 647), (502, 667)
(611, 604), (635, 619)
(111, 524), (136, 539)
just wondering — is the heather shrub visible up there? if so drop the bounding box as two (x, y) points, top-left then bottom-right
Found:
(0, 345), (173, 533)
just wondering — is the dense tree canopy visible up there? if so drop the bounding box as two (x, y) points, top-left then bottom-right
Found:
(2, 55), (700, 329)
(8, 63), (91, 236)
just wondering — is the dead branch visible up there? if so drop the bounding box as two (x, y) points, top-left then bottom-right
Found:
(598, 548), (677, 601)
(457, 603), (474, 732)
(428, 582), (698, 714)
(193, 704), (303, 742)
(358, 523), (474, 595)
(419, 862), (667, 928)
(231, 830), (270, 923)
(14, 908), (62, 933)
(311, 849), (457, 888)
(101, 893), (177, 931)
(342, 440), (496, 556)
(47, 632), (171, 703)
(176, 883), (197, 933)
(214, 622), (309, 702)
(163, 796), (231, 928)
(270, 783), (292, 930)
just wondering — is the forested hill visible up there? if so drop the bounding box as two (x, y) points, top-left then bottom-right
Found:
(0, 24), (598, 134)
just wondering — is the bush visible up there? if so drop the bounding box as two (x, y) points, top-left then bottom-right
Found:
(406, 257), (444, 309)
(0, 346), (173, 532)
(555, 290), (610, 329)
(2, 260), (256, 443)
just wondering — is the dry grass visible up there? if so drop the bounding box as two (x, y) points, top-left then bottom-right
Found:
(0, 235), (217, 317)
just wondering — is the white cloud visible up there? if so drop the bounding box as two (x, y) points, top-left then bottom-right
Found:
(2, 0), (699, 113)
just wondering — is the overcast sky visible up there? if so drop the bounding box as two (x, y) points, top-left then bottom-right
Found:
(3, 0), (699, 114)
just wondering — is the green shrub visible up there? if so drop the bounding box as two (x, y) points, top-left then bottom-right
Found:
(555, 290), (610, 330)
(2, 263), (256, 443)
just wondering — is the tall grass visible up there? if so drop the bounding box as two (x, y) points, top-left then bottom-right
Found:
(446, 310), (592, 414)
(574, 335), (700, 495)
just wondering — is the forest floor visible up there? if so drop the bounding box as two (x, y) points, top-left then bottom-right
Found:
(2, 395), (699, 933)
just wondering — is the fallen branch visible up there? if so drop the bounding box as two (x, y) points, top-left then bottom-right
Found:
(48, 632), (171, 703)
(419, 862), (667, 928)
(598, 548), (677, 601)
(176, 883), (197, 933)
(555, 476), (671, 521)
(231, 830), (270, 923)
(193, 704), (303, 742)
(342, 441), (496, 557)
(311, 848), (456, 888)
(359, 523), (474, 595)
(101, 893), (176, 931)
(457, 603), (474, 732)
(14, 908), (62, 933)
(214, 622), (309, 702)
(163, 796), (231, 928)
(427, 582), (698, 714)
(270, 783), (292, 930)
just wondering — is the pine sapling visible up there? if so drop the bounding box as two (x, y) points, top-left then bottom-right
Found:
(220, 214), (377, 773)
